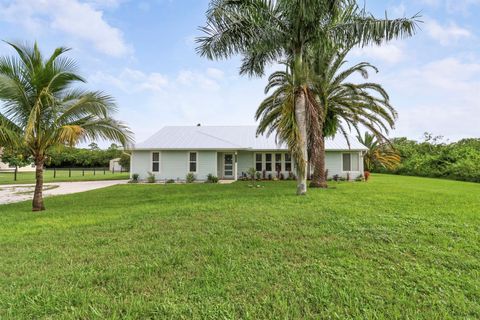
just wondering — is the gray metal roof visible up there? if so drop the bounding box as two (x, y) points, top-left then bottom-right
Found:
(134, 126), (368, 151)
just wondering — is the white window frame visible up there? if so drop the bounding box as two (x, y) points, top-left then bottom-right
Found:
(254, 152), (263, 172)
(151, 151), (160, 173)
(274, 153), (283, 172)
(188, 151), (198, 173)
(284, 153), (292, 172)
(265, 153), (273, 172)
(341, 152), (360, 172)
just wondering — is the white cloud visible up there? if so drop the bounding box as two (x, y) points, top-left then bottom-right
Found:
(89, 67), (268, 143)
(425, 18), (471, 46)
(384, 58), (480, 140)
(446, 0), (480, 14)
(350, 43), (405, 64)
(92, 68), (169, 93)
(0, 0), (131, 57)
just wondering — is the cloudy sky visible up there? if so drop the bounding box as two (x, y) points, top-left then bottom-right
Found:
(0, 0), (479, 146)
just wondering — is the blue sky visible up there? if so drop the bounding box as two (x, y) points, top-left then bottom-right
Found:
(0, 0), (479, 146)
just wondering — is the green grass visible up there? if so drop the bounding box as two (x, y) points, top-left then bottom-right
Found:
(0, 169), (129, 185)
(0, 174), (479, 319)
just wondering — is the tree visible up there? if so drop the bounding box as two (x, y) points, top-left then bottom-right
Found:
(309, 45), (398, 187)
(197, 0), (418, 195)
(0, 145), (32, 169)
(357, 132), (400, 172)
(118, 152), (130, 171)
(88, 142), (100, 150)
(0, 42), (132, 211)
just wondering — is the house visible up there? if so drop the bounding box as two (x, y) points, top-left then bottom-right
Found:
(130, 126), (367, 181)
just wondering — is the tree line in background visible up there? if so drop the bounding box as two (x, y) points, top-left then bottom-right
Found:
(46, 143), (130, 169)
(371, 134), (480, 183)
(1, 143), (130, 169)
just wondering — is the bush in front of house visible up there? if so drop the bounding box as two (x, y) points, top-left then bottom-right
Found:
(206, 173), (219, 183)
(130, 173), (139, 183)
(147, 172), (155, 183)
(246, 167), (256, 183)
(186, 172), (196, 183)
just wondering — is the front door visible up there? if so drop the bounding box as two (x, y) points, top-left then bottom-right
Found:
(223, 153), (234, 178)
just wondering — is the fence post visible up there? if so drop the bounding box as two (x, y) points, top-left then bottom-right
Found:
(103, 168), (106, 175)
(113, 167), (115, 174)
(69, 168), (71, 177)
(94, 168), (96, 176)
(82, 169), (85, 176)
(14, 167), (17, 182)
(54, 168), (56, 179)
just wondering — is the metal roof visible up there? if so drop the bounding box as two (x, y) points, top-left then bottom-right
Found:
(133, 126), (368, 151)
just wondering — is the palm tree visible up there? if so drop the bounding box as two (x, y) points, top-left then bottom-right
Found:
(357, 132), (400, 172)
(309, 45), (398, 187)
(255, 67), (318, 181)
(0, 42), (133, 211)
(197, 0), (418, 195)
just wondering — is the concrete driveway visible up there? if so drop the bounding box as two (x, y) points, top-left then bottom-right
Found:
(0, 180), (128, 205)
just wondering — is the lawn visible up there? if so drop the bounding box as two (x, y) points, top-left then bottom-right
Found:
(0, 174), (479, 319)
(0, 169), (129, 185)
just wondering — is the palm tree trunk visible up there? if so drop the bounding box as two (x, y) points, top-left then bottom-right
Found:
(32, 158), (45, 211)
(295, 90), (308, 195)
(310, 135), (328, 188)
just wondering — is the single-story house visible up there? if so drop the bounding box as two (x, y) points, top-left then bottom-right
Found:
(130, 125), (367, 181)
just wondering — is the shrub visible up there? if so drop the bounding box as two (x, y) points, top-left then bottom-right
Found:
(147, 172), (155, 183)
(255, 171), (262, 180)
(268, 173), (273, 180)
(355, 174), (364, 182)
(206, 173), (219, 183)
(166, 179), (175, 184)
(346, 172), (350, 181)
(245, 167), (255, 183)
(186, 172), (196, 183)
(262, 170), (266, 180)
(130, 173), (139, 183)
(280, 173), (285, 180)
(332, 174), (340, 182)
(364, 171), (371, 181)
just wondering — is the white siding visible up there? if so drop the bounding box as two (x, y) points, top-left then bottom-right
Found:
(131, 150), (217, 181)
(131, 149), (364, 181)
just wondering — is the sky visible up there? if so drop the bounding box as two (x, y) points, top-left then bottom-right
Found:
(0, 0), (479, 147)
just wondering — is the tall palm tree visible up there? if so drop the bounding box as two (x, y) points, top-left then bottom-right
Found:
(197, 0), (418, 195)
(0, 42), (132, 211)
(255, 66), (318, 180)
(357, 132), (400, 171)
(309, 45), (398, 187)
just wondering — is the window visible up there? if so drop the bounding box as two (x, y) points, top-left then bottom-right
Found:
(255, 153), (262, 171)
(275, 153), (282, 172)
(343, 153), (360, 171)
(285, 153), (292, 172)
(351, 153), (359, 171)
(265, 153), (272, 171)
(152, 152), (160, 172)
(189, 152), (197, 172)
(342, 153), (351, 171)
